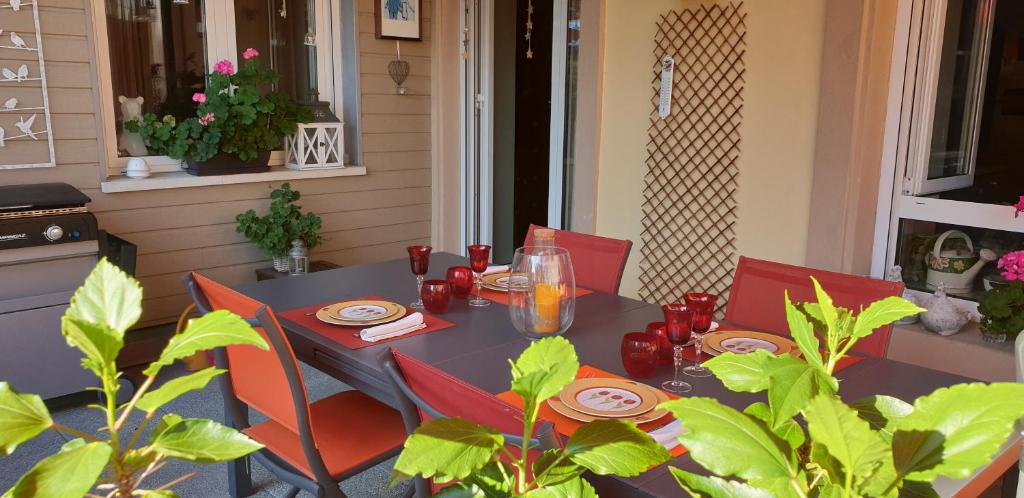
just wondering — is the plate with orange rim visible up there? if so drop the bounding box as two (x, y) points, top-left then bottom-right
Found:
(548, 381), (670, 423)
(557, 378), (659, 418)
(703, 330), (797, 356)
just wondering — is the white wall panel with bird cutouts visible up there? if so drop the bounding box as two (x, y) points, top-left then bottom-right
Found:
(0, 0), (54, 169)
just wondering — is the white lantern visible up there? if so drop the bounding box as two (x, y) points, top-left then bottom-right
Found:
(285, 122), (345, 170)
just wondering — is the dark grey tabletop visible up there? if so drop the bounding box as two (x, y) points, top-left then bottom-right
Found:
(234, 252), (1009, 497)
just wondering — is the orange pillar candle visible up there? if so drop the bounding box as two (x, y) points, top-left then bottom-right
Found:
(534, 283), (560, 334)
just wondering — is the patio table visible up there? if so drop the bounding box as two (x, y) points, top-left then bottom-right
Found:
(233, 252), (1021, 498)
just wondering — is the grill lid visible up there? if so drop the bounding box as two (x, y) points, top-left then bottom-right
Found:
(0, 183), (91, 212)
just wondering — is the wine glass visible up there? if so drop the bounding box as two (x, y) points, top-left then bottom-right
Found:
(467, 244), (491, 307)
(683, 292), (718, 378)
(406, 245), (432, 309)
(661, 303), (693, 393)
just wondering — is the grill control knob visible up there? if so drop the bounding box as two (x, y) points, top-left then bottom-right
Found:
(44, 225), (63, 242)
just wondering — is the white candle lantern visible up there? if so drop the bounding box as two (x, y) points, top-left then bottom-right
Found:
(285, 122), (345, 170)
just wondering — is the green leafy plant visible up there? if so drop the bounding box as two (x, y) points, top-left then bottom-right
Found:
(979, 280), (1024, 340)
(662, 278), (1024, 498)
(390, 336), (671, 496)
(236, 182), (323, 258)
(0, 259), (269, 498)
(126, 50), (311, 163)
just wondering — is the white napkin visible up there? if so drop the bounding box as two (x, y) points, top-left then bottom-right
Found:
(359, 313), (426, 342)
(647, 419), (683, 451)
(483, 264), (511, 275)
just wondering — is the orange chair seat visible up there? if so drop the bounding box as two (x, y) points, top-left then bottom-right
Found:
(244, 390), (407, 479)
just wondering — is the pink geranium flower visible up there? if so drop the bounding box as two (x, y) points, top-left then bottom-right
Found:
(1014, 195), (1024, 218)
(242, 48), (260, 60)
(198, 112), (216, 127)
(998, 250), (1024, 281)
(192, 92), (206, 104)
(213, 59), (235, 76)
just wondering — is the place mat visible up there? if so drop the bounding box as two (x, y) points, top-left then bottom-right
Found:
(279, 295), (456, 350)
(479, 286), (594, 305)
(497, 365), (687, 458)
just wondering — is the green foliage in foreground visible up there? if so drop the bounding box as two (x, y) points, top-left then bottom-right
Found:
(0, 259), (268, 498)
(663, 278), (1024, 498)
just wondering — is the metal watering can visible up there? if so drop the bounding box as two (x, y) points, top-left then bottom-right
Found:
(925, 230), (996, 294)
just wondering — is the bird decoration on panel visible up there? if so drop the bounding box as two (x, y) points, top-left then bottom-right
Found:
(2, 64), (28, 81)
(9, 0), (21, 11)
(15, 114), (37, 139)
(9, 31), (27, 49)
(0, 127), (5, 148)
(3, 98), (17, 110)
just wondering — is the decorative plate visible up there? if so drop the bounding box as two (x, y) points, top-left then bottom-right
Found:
(557, 378), (658, 418)
(703, 330), (796, 356)
(547, 381), (670, 424)
(315, 303), (407, 327)
(326, 300), (401, 322)
(481, 272), (528, 291)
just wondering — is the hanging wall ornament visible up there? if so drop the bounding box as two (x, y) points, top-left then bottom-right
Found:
(0, 0), (55, 168)
(388, 41), (410, 95)
(524, 0), (534, 59)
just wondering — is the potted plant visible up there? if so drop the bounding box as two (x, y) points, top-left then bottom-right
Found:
(236, 183), (323, 272)
(126, 48), (312, 176)
(978, 250), (1024, 343)
(0, 259), (268, 497)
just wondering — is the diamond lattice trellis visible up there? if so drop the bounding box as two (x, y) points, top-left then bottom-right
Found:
(638, 2), (746, 313)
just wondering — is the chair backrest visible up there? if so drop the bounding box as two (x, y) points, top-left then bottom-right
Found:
(189, 272), (311, 434)
(524, 224), (633, 295)
(724, 256), (905, 358)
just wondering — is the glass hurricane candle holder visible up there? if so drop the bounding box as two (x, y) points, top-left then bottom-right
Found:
(508, 246), (575, 340)
(645, 321), (672, 365)
(421, 279), (451, 314)
(446, 266), (474, 299)
(621, 332), (659, 379)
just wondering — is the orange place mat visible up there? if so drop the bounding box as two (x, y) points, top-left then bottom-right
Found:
(279, 295), (456, 350)
(497, 365), (687, 458)
(479, 286), (594, 305)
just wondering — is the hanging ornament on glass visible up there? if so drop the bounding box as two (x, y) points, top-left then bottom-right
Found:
(524, 0), (534, 59)
(388, 41), (410, 95)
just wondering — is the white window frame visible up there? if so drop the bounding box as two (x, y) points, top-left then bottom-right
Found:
(873, 0), (1010, 311)
(91, 0), (344, 177)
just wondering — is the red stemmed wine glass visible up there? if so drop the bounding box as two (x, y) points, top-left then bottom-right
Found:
(407, 245), (432, 309)
(447, 266), (474, 299)
(683, 292), (718, 378)
(661, 303), (693, 393)
(621, 332), (659, 379)
(467, 244), (491, 307)
(421, 279), (451, 314)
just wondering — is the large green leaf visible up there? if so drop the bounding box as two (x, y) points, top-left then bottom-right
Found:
(745, 402), (805, 450)
(462, 461), (513, 498)
(151, 418), (263, 463)
(851, 297), (924, 341)
(0, 382), (53, 456)
(849, 395), (914, 443)
(60, 316), (123, 377)
(898, 481), (939, 498)
(533, 449), (583, 486)
(66, 258), (142, 335)
(510, 337), (579, 404)
(892, 383), (1024, 481)
(810, 277), (838, 336)
(145, 310), (267, 375)
(391, 417), (503, 484)
(784, 291), (823, 370)
(2, 440), (112, 498)
(662, 397), (797, 482)
(705, 350), (774, 393)
(766, 355), (836, 428)
(136, 368), (225, 413)
(804, 395), (889, 483)
(524, 477), (597, 498)
(563, 419), (670, 477)
(670, 467), (773, 498)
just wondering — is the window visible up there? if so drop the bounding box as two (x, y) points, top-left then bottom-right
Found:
(97, 0), (343, 172)
(880, 0), (1024, 303)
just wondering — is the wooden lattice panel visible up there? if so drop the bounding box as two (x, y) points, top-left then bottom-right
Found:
(638, 2), (746, 311)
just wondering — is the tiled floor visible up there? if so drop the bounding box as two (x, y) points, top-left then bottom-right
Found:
(0, 363), (411, 498)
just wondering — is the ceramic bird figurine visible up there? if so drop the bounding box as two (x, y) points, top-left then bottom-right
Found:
(920, 283), (969, 336)
(9, 32), (27, 49)
(15, 114), (36, 139)
(15, 64), (27, 81)
(2, 67), (15, 81)
(3, 98), (16, 110)
(9, 0), (20, 11)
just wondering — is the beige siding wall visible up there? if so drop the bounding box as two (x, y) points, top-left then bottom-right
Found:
(0, 0), (433, 327)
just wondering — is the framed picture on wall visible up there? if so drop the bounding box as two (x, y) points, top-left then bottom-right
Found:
(375, 0), (422, 41)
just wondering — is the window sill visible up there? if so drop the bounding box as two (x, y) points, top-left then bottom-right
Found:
(100, 165), (367, 193)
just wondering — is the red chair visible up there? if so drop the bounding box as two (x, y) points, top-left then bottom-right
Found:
(524, 224), (633, 295)
(184, 272), (410, 498)
(379, 348), (560, 497)
(724, 256), (905, 358)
